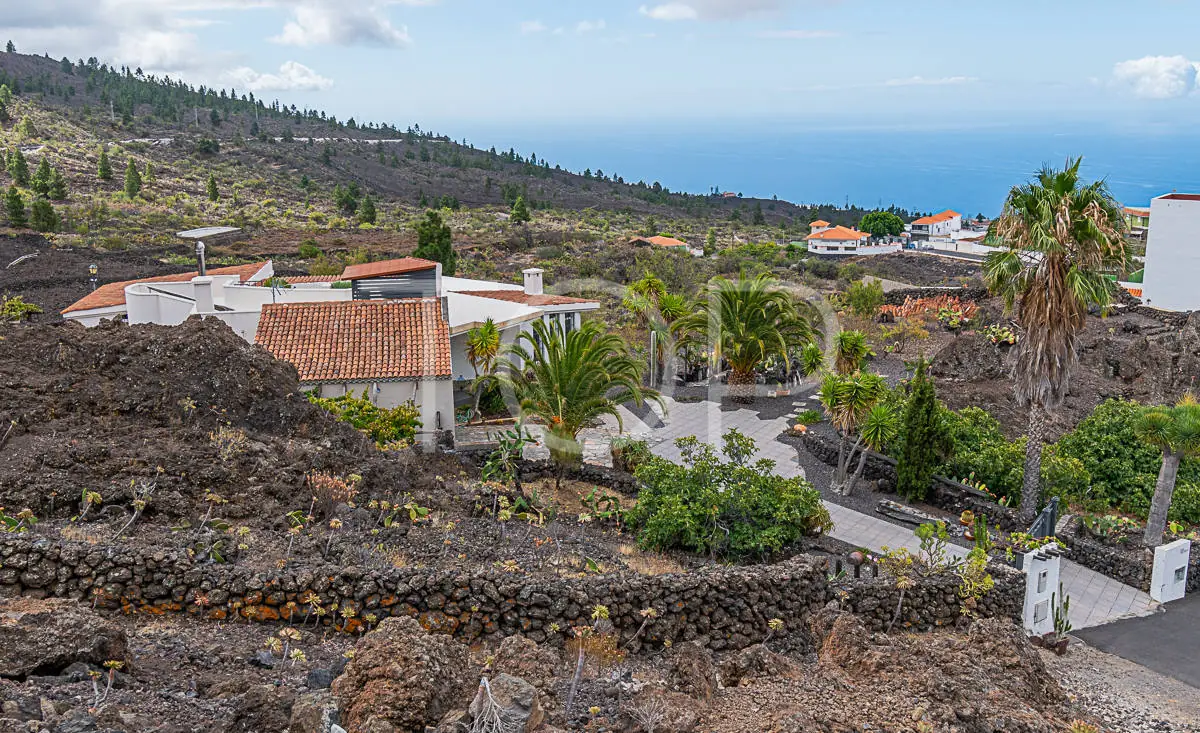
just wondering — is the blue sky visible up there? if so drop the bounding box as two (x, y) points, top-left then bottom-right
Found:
(6, 0), (1200, 131)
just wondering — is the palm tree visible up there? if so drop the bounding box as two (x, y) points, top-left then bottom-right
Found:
(984, 157), (1127, 522)
(673, 273), (814, 402)
(1136, 394), (1200, 547)
(817, 370), (897, 495)
(465, 318), (501, 423)
(495, 320), (661, 487)
(624, 275), (688, 386)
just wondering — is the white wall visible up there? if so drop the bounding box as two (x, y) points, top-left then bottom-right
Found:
(312, 379), (454, 447)
(221, 283), (350, 311)
(1143, 194), (1200, 312)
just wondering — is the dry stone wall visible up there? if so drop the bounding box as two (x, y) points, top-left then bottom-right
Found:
(0, 535), (1021, 651)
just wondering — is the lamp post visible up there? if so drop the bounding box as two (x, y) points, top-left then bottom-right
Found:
(88, 263), (98, 292)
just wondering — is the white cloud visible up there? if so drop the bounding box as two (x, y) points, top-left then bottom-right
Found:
(759, 29), (839, 39)
(224, 60), (333, 91)
(520, 20), (547, 34)
(575, 19), (606, 34)
(885, 75), (977, 87)
(272, 3), (411, 47)
(639, 0), (786, 21)
(1113, 55), (1200, 99)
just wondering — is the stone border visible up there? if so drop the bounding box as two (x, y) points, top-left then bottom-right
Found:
(1058, 520), (1200, 594)
(0, 536), (1021, 651)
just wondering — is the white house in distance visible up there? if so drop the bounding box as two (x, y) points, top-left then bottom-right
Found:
(61, 257), (600, 444)
(809, 219), (832, 234)
(909, 210), (962, 241)
(806, 225), (902, 256)
(1142, 193), (1200, 312)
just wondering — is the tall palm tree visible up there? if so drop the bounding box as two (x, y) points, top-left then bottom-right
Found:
(673, 273), (814, 402)
(1136, 394), (1200, 547)
(984, 157), (1127, 522)
(465, 318), (501, 423)
(495, 319), (661, 487)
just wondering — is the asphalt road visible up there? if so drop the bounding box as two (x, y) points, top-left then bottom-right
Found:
(1076, 591), (1200, 690)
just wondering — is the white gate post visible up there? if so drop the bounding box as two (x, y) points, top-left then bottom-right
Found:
(1022, 548), (1061, 636)
(1150, 539), (1191, 604)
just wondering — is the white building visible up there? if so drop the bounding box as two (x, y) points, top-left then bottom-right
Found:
(909, 210), (962, 241)
(1142, 193), (1200, 312)
(61, 258), (600, 444)
(805, 225), (901, 256)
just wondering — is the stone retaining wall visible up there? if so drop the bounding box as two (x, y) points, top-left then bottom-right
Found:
(0, 536), (1021, 651)
(796, 431), (1024, 531)
(1059, 522), (1200, 594)
(883, 287), (991, 306)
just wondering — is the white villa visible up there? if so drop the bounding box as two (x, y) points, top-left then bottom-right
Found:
(909, 210), (962, 241)
(1142, 193), (1200, 312)
(805, 225), (901, 256)
(62, 257), (599, 445)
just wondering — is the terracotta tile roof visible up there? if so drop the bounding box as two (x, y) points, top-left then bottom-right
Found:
(255, 299), (451, 382)
(341, 258), (438, 281)
(912, 210), (962, 226)
(469, 290), (599, 307)
(61, 263), (268, 314)
(810, 219), (831, 227)
(806, 225), (870, 242)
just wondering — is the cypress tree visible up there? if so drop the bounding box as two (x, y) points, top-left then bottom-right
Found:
(413, 210), (456, 276)
(97, 148), (112, 180)
(124, 158), (142, 198)
(896, 360), (947, 501)
(7, 148), (28, 186)
(206, 174), (219, 202)
(30, 196), (58, 233)
(509, 194), (531, 224)
(5, 185), (26, 227)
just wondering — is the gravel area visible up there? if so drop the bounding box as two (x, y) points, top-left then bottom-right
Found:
(1042, 640), (1200, 732)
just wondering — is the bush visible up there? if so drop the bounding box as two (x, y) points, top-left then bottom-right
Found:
(308, 390), (420, 447)
(298, 240), (322, 259)
(631, 430), (831, 560)
(611, 436), (652, 474)
(1168, 483), (1200, 524)
(845, 277), (885, 318)
(796, 408), (823, 425)
(940, 407), (1023, 503)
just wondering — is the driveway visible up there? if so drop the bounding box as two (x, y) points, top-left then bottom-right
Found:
(1076, 592), (1200, 689)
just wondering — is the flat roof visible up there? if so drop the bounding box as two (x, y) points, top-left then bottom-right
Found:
(1157, 193), (1200, 202)
(177, 226), (242, 239)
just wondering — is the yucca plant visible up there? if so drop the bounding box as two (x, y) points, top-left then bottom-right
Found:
(465, 317), (502, 423)
(818, 370), (897, 495)
(984, 157), (1127, 522)
(1136, 393), (1200, 546)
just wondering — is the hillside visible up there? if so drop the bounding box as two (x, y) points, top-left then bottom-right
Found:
(0, 49), (911, 262)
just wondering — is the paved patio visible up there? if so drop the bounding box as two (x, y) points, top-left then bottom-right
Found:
(519, 393), (1160, 630)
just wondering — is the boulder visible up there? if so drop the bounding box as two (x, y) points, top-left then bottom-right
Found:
(667, 642), (718, 702)
(290, 690), (341, 733)
(719, 644), (797, 687)
(333, 616), (471, 733)
(0, 599), (127, 679)
(492, 635), (561, 701)
(468, 674), (544, 733)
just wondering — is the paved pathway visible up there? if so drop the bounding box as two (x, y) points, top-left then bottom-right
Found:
(554, 394), (1160, 630)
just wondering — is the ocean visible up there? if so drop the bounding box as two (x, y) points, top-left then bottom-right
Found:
(454, 122), (1200, 218)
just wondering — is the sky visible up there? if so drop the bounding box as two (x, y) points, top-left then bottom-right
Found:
(4, 0), (1200, 133)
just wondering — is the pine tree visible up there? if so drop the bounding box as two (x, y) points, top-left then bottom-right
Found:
(413, 210), (456, 275)
(5, 41), (15, 54)
(48, 168), (68, 201)
(143, 161), (154, 184)
(752, 201), (766, 225)
(0, 84), (10, 123)
(29, 196), (57, 233)
(509, 194), (531, 224)
(7, 148), (29, 186)
(209, 108), (220, 127)
(4, 185), (26, 227)
(124, 158), (142, 198)
(206, 174), (219, 202)
(97, 148), (112, 181)
(31, 157), (52, 196)
(896, 360), (947, 501)
(705, 227), (717, 254)
(358, 195), (377, 225)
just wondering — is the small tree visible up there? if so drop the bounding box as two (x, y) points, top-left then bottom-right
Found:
(510, 194), (531, 224)
(705, 227), (717, 254)
(412, 210), (456, 275)
(752, 201), (766, 225)
(896, 360), (947, 500)
(206, 174), (219, 202)
(833, 329), (871, 374)
(30, 157), (52, 195)
(209, 108), (221, 127)
(845, 278), (885, 318)
(30, 196), (57, 232)
(1136, 394), (1200, 546)
(47, 168), (68, 201)
(465, 318), (502, 422)
(124, 158), (142, 198)
(818, 370), (897, 495)
(860, 211), (906, 237)
(357, 195), (377, 225)
(7, 148), (29, 186)
(4, 185), (26, 227)
(6, 41), (15, 53)
(0, 84), (11, 123)
(97, 148), (112, 181)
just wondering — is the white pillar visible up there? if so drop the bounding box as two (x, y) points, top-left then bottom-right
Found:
(1150, 539), (1191, 604)
(192, 276), (214, 313)
(1022, 548), (1061, 636)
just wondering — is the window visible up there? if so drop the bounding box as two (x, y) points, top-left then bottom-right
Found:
(1033, 600), (1049, 624)
(563, 312), (576, 333)
(1037, 570), (1048, 594)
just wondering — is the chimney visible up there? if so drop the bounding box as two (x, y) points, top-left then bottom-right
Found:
(192, 276), (214, 313)
(196, 241), (207, 276)
(523, 268), (544, 296)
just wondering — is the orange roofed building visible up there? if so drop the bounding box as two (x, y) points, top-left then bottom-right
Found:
(805, 225), (871, 254)
(909, 210), (962, 241)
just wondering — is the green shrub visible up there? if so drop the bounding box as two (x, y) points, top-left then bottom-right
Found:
(298, 240), (322, 259)
(1168, 483), (1200, 524)
(940, 407), (1023, 502)
(631, 429), (831, 560)
(308, 390), (420, 447)
(611, 435), (652, 473)
(796, 408), (823, 425)
(845, 277), (885, 318)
